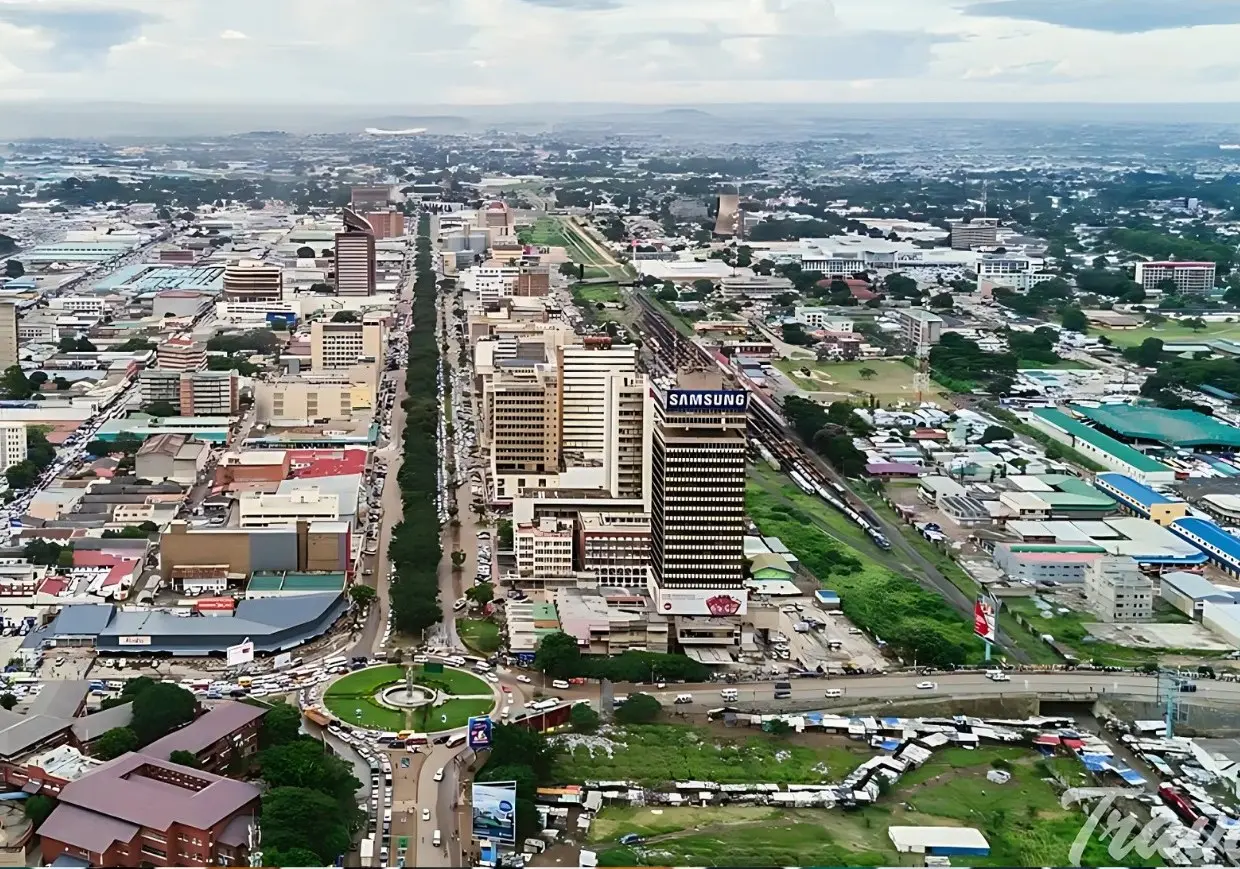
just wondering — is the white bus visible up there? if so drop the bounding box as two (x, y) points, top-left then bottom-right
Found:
(323, 656), (348, 670)
(360, 836), (374, 864)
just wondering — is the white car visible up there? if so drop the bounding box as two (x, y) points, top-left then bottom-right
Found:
(516, 674), (532, 684)
(421, 808), (431, 821)
(433, 767), (444, 782)
(916, 681), (937, 690)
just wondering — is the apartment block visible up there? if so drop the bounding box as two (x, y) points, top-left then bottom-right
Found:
(139, 370), (238, 416)
(514, 267), (551, 297)
(949, 218), (999, 250)
(559, 343), (638, 463)
(515, 518), (575, 579)
(604, 373), (651, 503)
(485, 363), (560, 475)
(480, 201), (515, 242)
(1084, 556), (1154, 623)
(156, 336), (206, 372)
(0, 422), (27, 472)
(0, 303), (17, 372)
(897, 308), (944, 346)
(793, 308), (854, 331)
(351, 186), (391, 210)
(1135, 261), (1217, 295)
(363, 208), (405, 240)
(310, 321), (384, 371)
(222, 260), (282, 302)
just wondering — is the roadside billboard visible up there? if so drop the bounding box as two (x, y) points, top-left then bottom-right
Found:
(467, 715), (493, 751)
(273, 651), (293, 670)
(652, 587), (747, 617)
(974, 597), (998, 644)
(226, 638), (255, 667)
(471, 781), (517, 844)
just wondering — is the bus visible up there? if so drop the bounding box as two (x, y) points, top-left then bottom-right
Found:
(359, 836), (374, 864)
(324, 656), (348, 670)
(445, 733), (466, 748)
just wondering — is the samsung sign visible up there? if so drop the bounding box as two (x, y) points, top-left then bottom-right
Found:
(665, 389), (749, 412)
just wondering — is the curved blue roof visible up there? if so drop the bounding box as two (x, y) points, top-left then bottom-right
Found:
(1095, 473), (1177, 509)
(1171, 517), (1240, 570)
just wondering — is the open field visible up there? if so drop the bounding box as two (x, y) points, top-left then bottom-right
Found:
(456, 618), (501, 654)
(773, 358), (943, 404)
(1096, 319), (1240, 348)
(552, 724), (875, 787)
(1017, 358), (1094, 370)
(517, 216), (569, 248)
(572, 282), (622, 304)
(593, 747), (1156, 867)
(747, 468), (890, 561)
(322, 664), (493, 730)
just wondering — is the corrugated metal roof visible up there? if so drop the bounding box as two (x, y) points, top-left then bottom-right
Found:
(142, 701), (265, 759)
(1032, 409), (1170, 473)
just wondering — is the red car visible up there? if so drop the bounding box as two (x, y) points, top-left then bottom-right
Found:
(501, 685), (512, 693)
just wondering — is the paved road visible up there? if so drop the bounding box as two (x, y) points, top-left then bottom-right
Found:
(414, 744), (471, 867)
(514, 670), (1240, 709)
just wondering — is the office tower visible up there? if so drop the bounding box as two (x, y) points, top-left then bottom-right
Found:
(363, 209), (406, 240)
(335, 209), (376, 296)
(479, 201), (515, 242)
(604, 373), (651, 503)
(950, 218), (999, 250)
(311, 320), (384, 371)
(350, 185), (391, 210)
(896, 308), (944, 347)
(485, 363), (560, 475)
(0, 422), (27, 471)
(180, 371), (238, 416)
(156, 335), (207, 372)
(559, 342), (637, 462)
(0, 303), (16, 371)
(222, 260), (283, 302)
(1135, 261), (1217, 295)
(648, 372), (749, 615)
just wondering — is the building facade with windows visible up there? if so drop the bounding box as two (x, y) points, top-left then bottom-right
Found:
(1134, 261), (1216, 294)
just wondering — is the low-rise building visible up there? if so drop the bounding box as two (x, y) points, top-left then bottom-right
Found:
(1084, 556), (1154, 622)
(577, 512), (650, 584)
(140, 702), (265, 774)
(793, 308), (855, 332)
(238, 487), (339, 528)
(135, 433), (209, 485)
(717, 274), (794, 300)
(515, 518), (575, 580)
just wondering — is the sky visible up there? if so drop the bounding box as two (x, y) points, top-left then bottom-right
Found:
(0, 0), (1236, 104)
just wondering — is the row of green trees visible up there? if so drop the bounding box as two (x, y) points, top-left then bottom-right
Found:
(388, 214), (444, 635)
(94, 677), (199, 759)
(256, 703), (362, 866)
(532, 632), (713, 683)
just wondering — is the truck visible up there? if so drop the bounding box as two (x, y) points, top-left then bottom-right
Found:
(360, 837), (374, 864)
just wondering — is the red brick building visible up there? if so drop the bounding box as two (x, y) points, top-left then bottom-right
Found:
(141, 701), (265, 773)
(38, 753), (260, 867)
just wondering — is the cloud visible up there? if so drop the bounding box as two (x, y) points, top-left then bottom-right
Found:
(219, 29), (247, 40)
(962, 59), (1082, 82)
(0, 3), (157, 67)
(962, 0), (1240, 34)
(516, 0), (624, 9)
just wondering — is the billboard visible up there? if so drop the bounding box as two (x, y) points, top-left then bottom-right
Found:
(226, 638), (255, 667)
(471, 781), (517, 844)
(664, 389), (748, 413)
(653, 586), (748, 617)
(974, 597), (998, 644)
(467, 715), (493, 751)
(273, 652), (294, 670)
(118, 635), (151, 647)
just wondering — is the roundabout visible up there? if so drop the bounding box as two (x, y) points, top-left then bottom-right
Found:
(323, 664), (496, 732)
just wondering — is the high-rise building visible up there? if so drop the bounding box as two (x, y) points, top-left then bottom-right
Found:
(363, 209), (406, 240)
(335, 209), (376, 296)
(604, 373), (651, 504)
(479, 201), (515, 242)
(222, 260), (283, 302)
(647, 372), (749, 619)
(310, 320), (384, 371)
(181, 370), (238, 416)
(156, 335), (207, 372)
(485, 363), (560, 475)
(1135, 261), (1217, 295)
(0, 422), (27, 472)
(0, 303), (17, 372)
(559, 343), (638, 462)
(949, 218), (1000, 250)
(350, 185), (391, 210)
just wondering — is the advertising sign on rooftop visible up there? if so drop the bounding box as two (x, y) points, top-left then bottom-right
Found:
(664, 389), (748, 413)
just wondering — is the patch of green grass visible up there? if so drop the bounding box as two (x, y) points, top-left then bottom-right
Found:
(572, 282), (622, 304)
(517, 217), (569, 248)
(457, 618), (501, 654)
(594, 747), (1157, 867)
(552, 724), (874, 786)
(746, 467), (886, 559)
(322, 664), (494, 730)
(1097, 320), (1240, 348)
(773, 358), (939, 405)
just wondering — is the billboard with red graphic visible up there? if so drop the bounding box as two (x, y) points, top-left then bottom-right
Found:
(974, 596), (998, 643)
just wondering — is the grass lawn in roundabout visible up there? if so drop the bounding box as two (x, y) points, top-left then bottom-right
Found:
(323, 664), (495, 732)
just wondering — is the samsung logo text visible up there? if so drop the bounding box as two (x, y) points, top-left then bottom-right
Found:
(666, 390), (748, 411)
